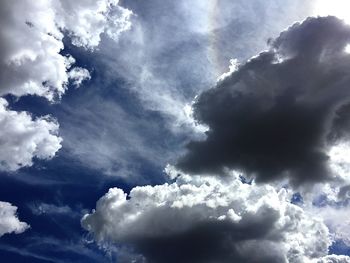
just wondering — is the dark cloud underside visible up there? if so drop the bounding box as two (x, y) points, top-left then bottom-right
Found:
(133, 219), (284, 263)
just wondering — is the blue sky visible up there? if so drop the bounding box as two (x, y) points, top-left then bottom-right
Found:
(2, 0), (350, 262)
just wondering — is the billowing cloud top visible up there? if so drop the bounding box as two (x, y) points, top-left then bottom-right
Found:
(177, 16), (350, 186)
(82, 169), (348, 262)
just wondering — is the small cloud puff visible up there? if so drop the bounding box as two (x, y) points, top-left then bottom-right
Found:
(0, 201), (29, 237)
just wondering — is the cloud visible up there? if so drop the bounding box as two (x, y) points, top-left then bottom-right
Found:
(0, 98), (62, 171)
(29, 203), (75, 216)
(177, 16), (350, 186)
(82, 170), (334, 263)
(97, 0), (311, 135)
(56, 0), (132, 48)
(301, 179), (350, 248)
(0, 0), (131, 170)
(0, 235), (109, 263)
(68, 67), (91, 88)
(311, 205), (350, 247)
(0, 0), (130, 100)
(58, 95), (178, 180)
(316, 255), (350, 263)
(0, 201), (29, 237)
(54, 0), (313, 178)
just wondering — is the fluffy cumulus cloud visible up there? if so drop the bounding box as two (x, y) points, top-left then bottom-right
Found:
(0, 98), (62, 171)
(177, 16), (350, 186)
(0, 201), (29, 237)
(82, 169), (346, 263)
(0, 0), (131, 100)
(55, 0), (132, 48)
(0, 0), (131, 171)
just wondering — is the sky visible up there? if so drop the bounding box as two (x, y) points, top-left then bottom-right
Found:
(2, 0), (350, 262)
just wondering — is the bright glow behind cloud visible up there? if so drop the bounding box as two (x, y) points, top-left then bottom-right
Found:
(329, 143), (350, 181)
(313, 0), (350, 24)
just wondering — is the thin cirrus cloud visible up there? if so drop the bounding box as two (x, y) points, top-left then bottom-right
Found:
(177, 16), (350, 186)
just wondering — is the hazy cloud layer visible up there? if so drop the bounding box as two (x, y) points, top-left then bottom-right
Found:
(82, 170), (335, 263)
(0, 201), (29, 237)
(0, 98), (62, 171)
(177, 16), (350, 185)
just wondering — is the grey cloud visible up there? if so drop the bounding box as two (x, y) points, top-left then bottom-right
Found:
(177, 16), (350, 186)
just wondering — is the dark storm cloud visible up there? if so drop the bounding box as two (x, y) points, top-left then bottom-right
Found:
(177, 16), (350, 185)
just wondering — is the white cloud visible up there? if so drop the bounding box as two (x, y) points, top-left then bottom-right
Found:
(0, 98), (62, 171)
(68, 67), (91, 88)
(0, 201), (29, 237)
(55, 0), (132, 49)
(312, 206), (350, 247)
(315, 255), (350, 263)
(82, 170), (333, 262)
(0, 0), (68, 100)
(329, 143), (350, 182)
(0, 0), (131, 100)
